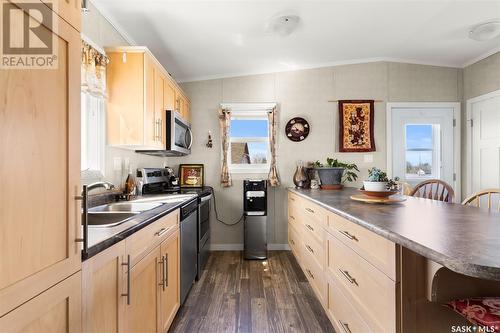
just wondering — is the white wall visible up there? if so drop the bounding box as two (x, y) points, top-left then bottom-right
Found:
(170, 62), (462, 247)
(81, 2), (168, 187)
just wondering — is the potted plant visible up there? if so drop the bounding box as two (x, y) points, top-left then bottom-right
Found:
(313, 158), (359, 190)
(364, 167), (399, 191)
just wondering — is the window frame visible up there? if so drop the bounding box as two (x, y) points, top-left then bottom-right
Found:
(404, 123), (441, 181)
(227, 106), (271, 174)
(81, 91), (106, 177)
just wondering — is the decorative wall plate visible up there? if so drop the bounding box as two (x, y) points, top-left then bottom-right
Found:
(285, 117), (310, 142)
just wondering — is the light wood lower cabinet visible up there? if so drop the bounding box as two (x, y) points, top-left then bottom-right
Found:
(82, 242), (127, 333)
(287, 192), (400, 333)
(81, 211), (180, 333)
(126, 246), (161, 333)
(159, 230), (180, 332)
(0, 272), (82, 333)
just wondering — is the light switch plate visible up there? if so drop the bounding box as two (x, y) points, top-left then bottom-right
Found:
(363, 154), (373, 163)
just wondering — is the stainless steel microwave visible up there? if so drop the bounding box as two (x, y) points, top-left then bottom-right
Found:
(136, 110), (192, 156)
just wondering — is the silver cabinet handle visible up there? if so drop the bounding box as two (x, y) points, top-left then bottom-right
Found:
(158, 256), (165, 290)
(339, 230), (358, 241)
(75, 185), (88, 256)
(121, 255), (131, 305)
(306, 224), (314, 231)
(159, 119), (163, 142)
(306, 269), (314, 279)
(339, 269), (358, 286)
(165, 253), (169, 287)
(290, 239), (295, 245)
(289, 215), (295, 220)
(290, 197), (295, 201)
(305, 244), (314, 254)
(305, 207), (315, 213)
(155, 227), (170, 237)
(339, 321), (352, 333)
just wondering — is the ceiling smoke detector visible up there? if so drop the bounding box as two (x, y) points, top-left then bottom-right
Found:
(267, 15), (301, 37)
(469, 21), (500, 41)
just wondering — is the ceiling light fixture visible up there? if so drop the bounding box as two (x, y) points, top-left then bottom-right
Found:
(267, 14), (301, 37)
(469, 20), (500, 41)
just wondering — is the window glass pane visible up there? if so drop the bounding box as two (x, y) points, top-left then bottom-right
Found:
(231, 142), (268, 164)
(230, 119), (268, 137)
(405, 124), (434, 177)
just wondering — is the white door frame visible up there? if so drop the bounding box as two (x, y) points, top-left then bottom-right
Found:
(466, 89), (500, 197)
(386, 102), (461, 199)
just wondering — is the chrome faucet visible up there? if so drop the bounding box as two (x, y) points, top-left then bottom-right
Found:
(86, 181), (116, 193)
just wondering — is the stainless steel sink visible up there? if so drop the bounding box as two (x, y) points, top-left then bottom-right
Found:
(89, 202), (163, 213)
(133, 194), (197, 204)
(87, 212), (139, 227)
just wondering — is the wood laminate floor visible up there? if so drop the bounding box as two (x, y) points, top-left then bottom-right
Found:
(169, 251), (335, 333)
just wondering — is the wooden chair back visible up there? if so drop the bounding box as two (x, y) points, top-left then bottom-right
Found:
(461, 189), (500, 211)
(409, 179), (455, 203)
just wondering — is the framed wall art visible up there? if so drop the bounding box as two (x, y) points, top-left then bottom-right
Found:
(338, 100), (375, 152)
(179, 164), (204, 188)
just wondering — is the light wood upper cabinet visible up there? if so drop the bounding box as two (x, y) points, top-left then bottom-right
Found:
(0, 272), (82, 333)
(159, 230), (180, 332)
(126, 246), (162, 333)
(106, 47), (189, 150)
(82, 242), (127, 333)
(0, 10), (81, 316)
(41, 0), (81, 32)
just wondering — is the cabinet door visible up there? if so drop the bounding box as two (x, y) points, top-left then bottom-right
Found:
(159, 229), (180, 332)
(0, 272), (82, 333)
(184, 100), (190, 122)
(144, 55), (157, 148)
(82, 242), (127, 333)
(163, 79), (176, 112)
(125, 247), (161, 333)
(0, 11), (81, 315)
(154, 70), (165, 149)
(41, 0), (81, 32)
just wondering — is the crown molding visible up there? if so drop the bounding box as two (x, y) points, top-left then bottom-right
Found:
(462, 45), (500, 68)
(88, 0), (137, 46)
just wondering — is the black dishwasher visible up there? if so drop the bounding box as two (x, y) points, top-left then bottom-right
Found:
(180, 198), (198, 305)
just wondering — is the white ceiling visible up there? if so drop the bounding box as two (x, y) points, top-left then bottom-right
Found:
(92, 0), (500, 82)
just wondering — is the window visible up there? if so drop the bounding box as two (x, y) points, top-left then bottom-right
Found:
(228, 114), (270, 173)
(81, 91), (105, 175)
(405, 124), (441, 180)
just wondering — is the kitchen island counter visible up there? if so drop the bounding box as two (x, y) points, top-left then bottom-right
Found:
(288, 187), (500, 281)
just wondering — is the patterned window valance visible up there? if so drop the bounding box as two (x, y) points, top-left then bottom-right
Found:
(81, 40), (109, 97)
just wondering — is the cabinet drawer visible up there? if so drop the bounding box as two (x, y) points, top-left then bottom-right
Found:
(300, 230), (325, 270)
(300, 215), (325, 249)
(328, 277), (373, 333)
(287, 202), (301, 232)
(289, 192), (328, 229)
(302, 250), (327, 307)
(328, 212), (397, 280)
(288, 223), (301, 260)
(126, 209), (179, 266)
(327, 234), (397, 333)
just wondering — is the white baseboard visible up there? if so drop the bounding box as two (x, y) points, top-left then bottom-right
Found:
(210, 243), (290, 251)
(267, 243), (290, 250)
(210, 244), (244, 251)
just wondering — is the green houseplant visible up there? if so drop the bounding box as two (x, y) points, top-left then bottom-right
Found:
(313, 158), (359, 190)
(364, 167), (399, 191)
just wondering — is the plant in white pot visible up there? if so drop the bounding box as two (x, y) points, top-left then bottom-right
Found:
(313, 158), (359, 190)
(364, 167), (399, 191)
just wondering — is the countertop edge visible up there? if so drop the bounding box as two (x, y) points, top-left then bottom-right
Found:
(288, 188), (500, 281)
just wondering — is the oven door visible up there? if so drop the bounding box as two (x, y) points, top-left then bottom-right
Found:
(167, 111), (192, 155)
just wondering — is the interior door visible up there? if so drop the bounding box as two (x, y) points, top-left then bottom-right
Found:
(391, 106), (455, 188)
(470, 94), (500, 193)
